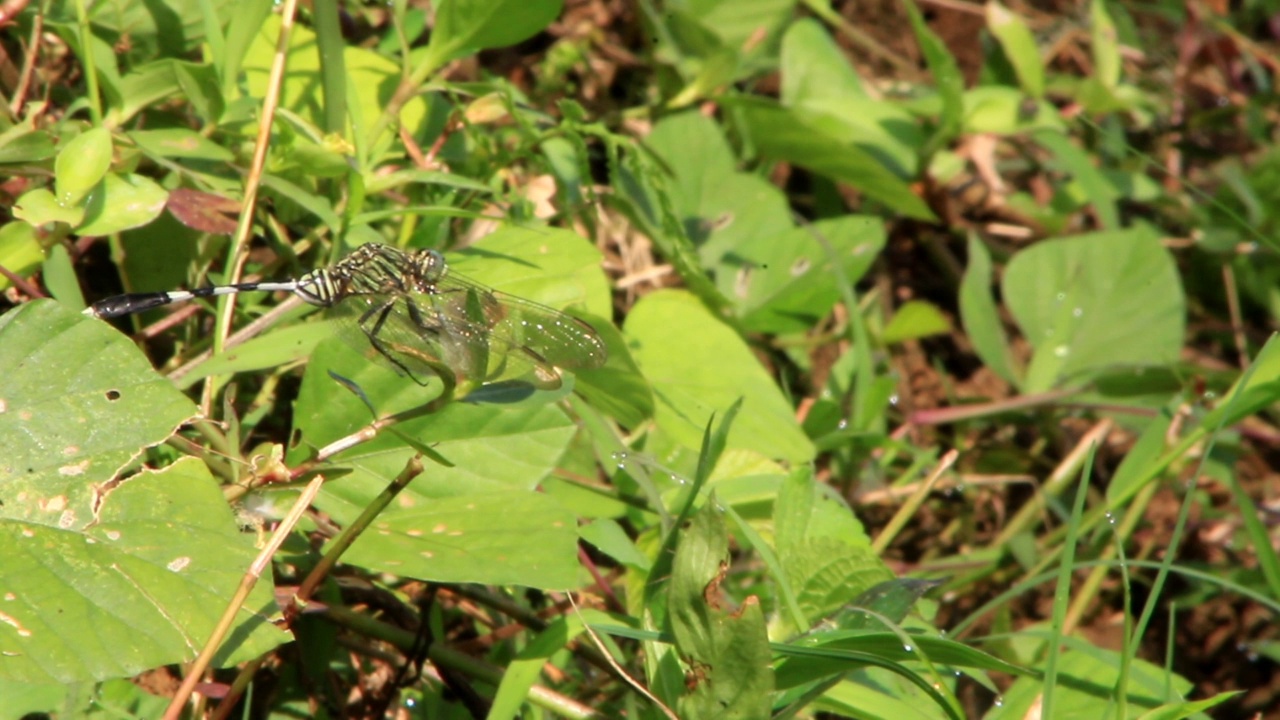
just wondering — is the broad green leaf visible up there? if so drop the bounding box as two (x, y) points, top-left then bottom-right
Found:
(177, 318), (337, 388)
(624, 290), (815, 463)
(737, 217), (885, 335)
(244, 15), (428, 148)
(673, 0), (792, 53)
(54, 127), (112, 207)
(0, 680), (66, 718)
(0, 222), (45, 292)
(670, 501), (773, 719)
(112, 60), (186, 125)
(772, 467), (892, 631)
(446, 226), (611, 320)
(0, 129), (56, 164)
(1002, 228), (1184, 393)
(338, 490), (579, 588)
(130, 128), (235, 161)
(0, 301), (198, 509)
(643, 112), (792, 267)
(959, 234), (1019, 385)
(580, 519), (651, 569)
(222, 0), (273, 99)
(733, 98), (935, 220)
(642, 113), (887, 333)
(173, 60), (225, 124)
(490, 613), (593, 720)
(13, 187), (84, 227)
(958, 86), (1063, 135)
(260, 173), (341, 233)
(294, 337), (579, 494)
(76, 173), (169, 237)
(571, 318), (655, 429)
(780, 18), (921, 178)
(0, 457), (287, 684)
(882, 300), (949, 344)
(840, 578), (944, 631)
(987, 1), (1045, 98)
(428, 0), (563, 66)
(41, 244), (82, 308)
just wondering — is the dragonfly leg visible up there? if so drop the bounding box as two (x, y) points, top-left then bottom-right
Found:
(357, 298), (434, 385)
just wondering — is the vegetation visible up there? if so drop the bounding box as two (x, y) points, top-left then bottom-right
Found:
(1, 0), (1277, 717)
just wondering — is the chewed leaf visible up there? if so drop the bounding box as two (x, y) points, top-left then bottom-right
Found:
(0, 301), (199, 517)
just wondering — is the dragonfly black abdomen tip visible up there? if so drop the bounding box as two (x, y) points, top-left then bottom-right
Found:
(87, 292), (179, 319)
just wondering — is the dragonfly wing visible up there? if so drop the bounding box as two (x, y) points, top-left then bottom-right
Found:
(422, 284), (565, 389)
(328, 294), (458, 386)
(432, 272), (608, 372)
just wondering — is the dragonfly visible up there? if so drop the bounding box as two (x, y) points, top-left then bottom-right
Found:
(85, 243), (608, 390)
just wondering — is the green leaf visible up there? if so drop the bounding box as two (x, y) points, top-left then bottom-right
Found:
(173, 60), (225, 124)
(1090, 0), (1121, 89)
(989, 643), (1192, 718)
(771, 466), (892, 631)
(0, 301), (198, 508)
(54, 127), (113, 207)
(13, 187), (84, 227)
(580, 519), (651, 570)
(260, 173), (341, 233)
(0, 456), (287, 684)
(732, 98), (935, 220)
(986, 1), (1045, 98)
(0, 223), (44, 292)
(428, 0), (563, 65)
(959, 234), (1019, 385)
(177, 318), (337, 388)
(130, 128), (235, 161)
(1105, 408), (1172, 506)
(1202, 332), (1280, 430)
(338, 490), (579, 588)
(670, 500), (773, 720)
(624, 290), (815, 463)
(41, 244), (83, 308)
(446, 226), (612, 320)
(1035, 128), (1119, 228)
(774, 633), (1028, 690)
(1002, 228), (1184, 393)
(571, 318), (655, 429)
(76, 173), (169, 237)
(490, 612), (602, 720)
(958, 86), (1063, 135)
(0, 129), (56, 164)
(113, 60), (185, 126)
(672, 0), (792, 53)
(780, 19), (921, 178)
(881, 300), (949, 344)
(243, 15), (428, 150)
(737, 217), (886, 335)
(1134, 693), (1243, 720)
(902, 0), (963, 155)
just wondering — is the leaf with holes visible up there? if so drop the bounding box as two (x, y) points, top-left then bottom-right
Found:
(0, 458), (287, 684)
(0, 301), (198, 512)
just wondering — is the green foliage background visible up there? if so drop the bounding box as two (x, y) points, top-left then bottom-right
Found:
(1, 0), (1279, 717)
